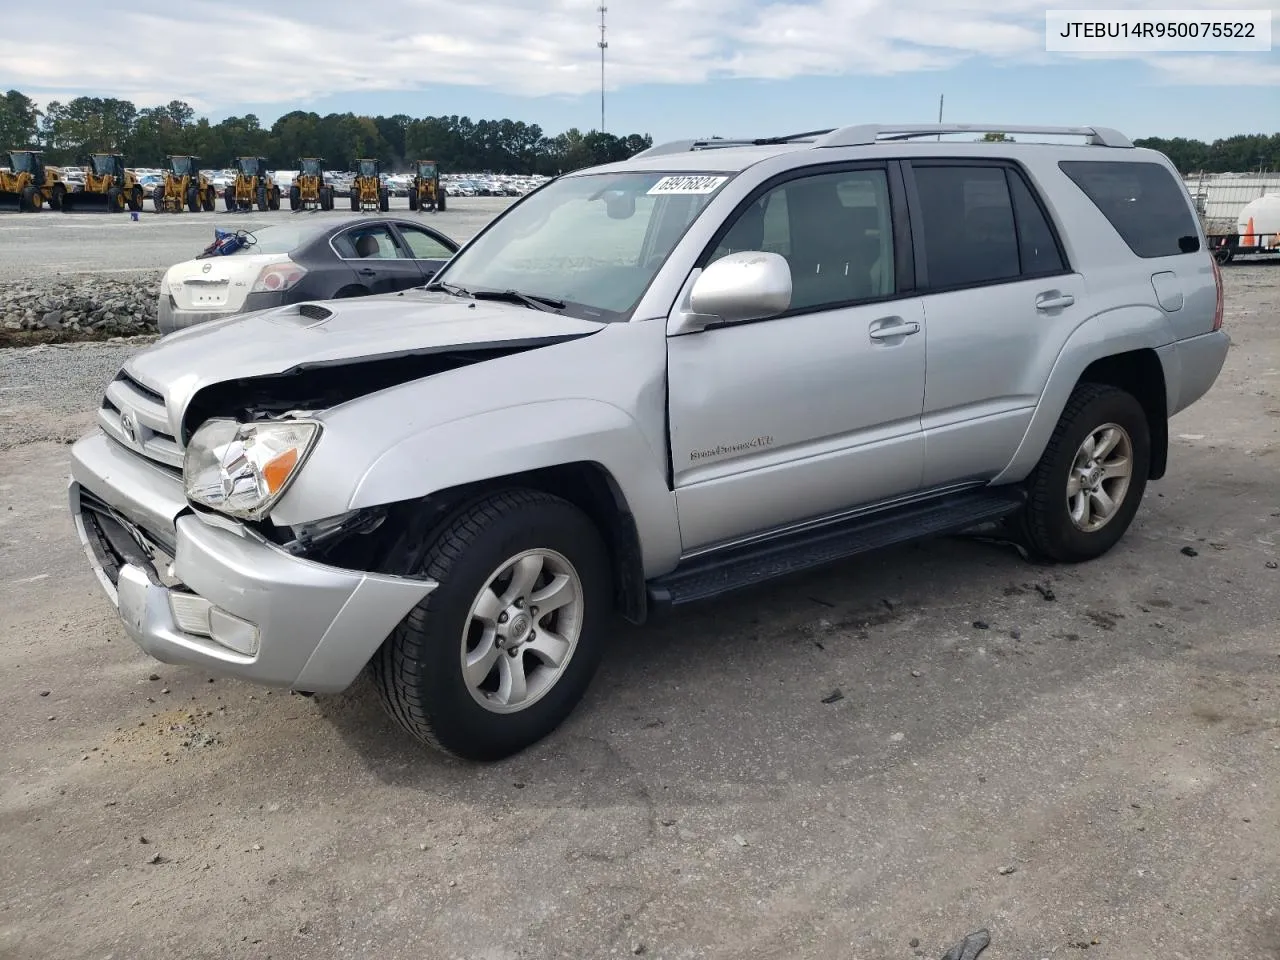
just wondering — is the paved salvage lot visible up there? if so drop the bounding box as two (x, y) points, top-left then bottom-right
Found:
(1, 255), (1278, 959)
(0, 196), (515, 282)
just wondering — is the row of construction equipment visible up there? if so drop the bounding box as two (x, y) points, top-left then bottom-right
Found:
(1, 151), (448, 214)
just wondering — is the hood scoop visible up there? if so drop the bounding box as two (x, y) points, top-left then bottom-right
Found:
(265, 302), (335, 328)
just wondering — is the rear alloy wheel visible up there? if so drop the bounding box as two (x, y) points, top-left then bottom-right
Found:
(371, 489), (611, 761)
(1016, 383), (1150, 563)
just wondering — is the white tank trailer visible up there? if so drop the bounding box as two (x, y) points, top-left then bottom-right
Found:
(1211, 192), (1280, 263)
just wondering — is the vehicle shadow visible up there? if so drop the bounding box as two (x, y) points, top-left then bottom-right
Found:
(312, 510), (1218, 798)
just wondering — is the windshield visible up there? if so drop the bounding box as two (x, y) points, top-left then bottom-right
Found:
(240, 158), (262, 175)
(9, 152), (36, 174)
(418, 162), (437, 177)
(358, 160), (378, 178)
(300, 159), (323, 176)
(435, 171), (732, 320)
(170, 157), (195, 177)
(90, 155), (116, 177)
(222, 221), (328, 256)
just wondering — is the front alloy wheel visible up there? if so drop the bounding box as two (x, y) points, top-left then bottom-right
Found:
(371, 489), (611, 760)
(461, 548), (584, 714)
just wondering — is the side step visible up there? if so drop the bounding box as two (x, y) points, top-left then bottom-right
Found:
(646, 487), (1026, 612)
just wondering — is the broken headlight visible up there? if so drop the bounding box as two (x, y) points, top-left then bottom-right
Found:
(184, 418), (321, 521)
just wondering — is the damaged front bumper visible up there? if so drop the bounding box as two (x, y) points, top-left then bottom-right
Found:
(68, 430), (436, 693)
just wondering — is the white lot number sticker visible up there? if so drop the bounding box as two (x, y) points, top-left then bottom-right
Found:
(647, 175), (728, 196)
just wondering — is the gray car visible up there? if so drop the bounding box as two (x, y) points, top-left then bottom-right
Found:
(68, 122), (1229, 761)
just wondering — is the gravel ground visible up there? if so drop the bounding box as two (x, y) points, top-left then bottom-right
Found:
(1, 263), (1277, 960)
(0, 339), (159, 449)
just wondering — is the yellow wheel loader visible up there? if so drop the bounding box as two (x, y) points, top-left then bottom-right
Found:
(350, 158), (389, 213)
(0, 150), (68, 212)
(154, 155), (219, 213)
(407, 159), (447, 213)
(224, 156), (280, 212)
(61, 154), (144, 213)
(289, 157), (333, 211)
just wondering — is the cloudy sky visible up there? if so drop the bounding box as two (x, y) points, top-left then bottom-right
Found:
(2, 0), (1278, 141)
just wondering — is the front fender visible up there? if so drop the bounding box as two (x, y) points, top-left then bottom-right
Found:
(345, 398), (681, 575)
(992, 304), (1173, 484)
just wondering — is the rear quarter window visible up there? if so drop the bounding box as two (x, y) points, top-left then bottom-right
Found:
(1058, 160), (1200, 258)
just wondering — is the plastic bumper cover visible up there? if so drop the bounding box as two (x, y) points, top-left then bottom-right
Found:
(68, 431), (436, 693)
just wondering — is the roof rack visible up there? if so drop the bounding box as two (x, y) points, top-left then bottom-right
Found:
(630, 123), (1132, 160)
(814, 123), (1132, 148)
(630, 130), (837, 159)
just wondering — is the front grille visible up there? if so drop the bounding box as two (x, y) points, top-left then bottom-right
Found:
(77, 487), (175, 587)
(98, 370), (184, 471)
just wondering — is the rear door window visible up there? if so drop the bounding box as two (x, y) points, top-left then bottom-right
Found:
(1058, 160), (1200, 258)
(911, 165), (1021, 289)
(910, 163), (1070, 288)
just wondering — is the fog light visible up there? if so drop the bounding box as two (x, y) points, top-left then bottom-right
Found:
(209, 608), (260, 657)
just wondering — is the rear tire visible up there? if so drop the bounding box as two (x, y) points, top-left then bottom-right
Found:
(289, 185), (301, 211)
(129, 186), (144, 212)
(186, 186), (199, 213)
(437, 187), (446, 212)
(408, 189), (419, 211)
(350, 193), (359, 212)
(202, 187), (216, 212)
(48, 183), (65, 211)
(1015, 383), (1151, 563)
(224, 188), (235, 211)
(379, 189), (389, 212)
(370, 489), (612, 761)
(256, 185), (268, 211)
(106, 186), (122, 212)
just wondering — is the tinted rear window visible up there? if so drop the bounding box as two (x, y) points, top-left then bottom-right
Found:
(1058, 160), (1200, 258)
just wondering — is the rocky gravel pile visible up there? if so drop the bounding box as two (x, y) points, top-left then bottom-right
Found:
(1, 272), (164, 335)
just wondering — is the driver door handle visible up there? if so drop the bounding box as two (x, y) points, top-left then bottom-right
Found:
(868, 320), (921, 341)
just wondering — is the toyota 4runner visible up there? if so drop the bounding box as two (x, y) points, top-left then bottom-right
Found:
(68, 123), (1230, 760)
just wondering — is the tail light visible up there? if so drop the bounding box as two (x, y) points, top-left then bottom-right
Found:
(251, 261), (307, 294)
(1210, 256), (1224, 331)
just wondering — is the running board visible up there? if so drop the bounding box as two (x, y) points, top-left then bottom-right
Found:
(646, 487), (1026, 612)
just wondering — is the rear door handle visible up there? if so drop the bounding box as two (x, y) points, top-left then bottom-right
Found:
(868, 320), (921, 341)
(1035, 293), (1075, 311)
(357, 268), (377, 276)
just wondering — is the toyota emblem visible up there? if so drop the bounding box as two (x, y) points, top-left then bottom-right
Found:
(120, 412), (138, 445)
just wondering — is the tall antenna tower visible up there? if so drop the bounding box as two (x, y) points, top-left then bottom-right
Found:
(597, 5), (608, 132)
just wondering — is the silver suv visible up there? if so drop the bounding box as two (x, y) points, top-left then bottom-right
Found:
(68, 123), (1229, 760)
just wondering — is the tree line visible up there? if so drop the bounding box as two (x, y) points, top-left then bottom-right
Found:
(4, 88), (1277, 176)
(0, 89), (652, 175)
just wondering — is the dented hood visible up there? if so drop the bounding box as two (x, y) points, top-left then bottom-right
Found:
(123, 291), (605, 429)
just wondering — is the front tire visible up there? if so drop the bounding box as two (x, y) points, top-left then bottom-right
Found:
(371, 489), (612, 761)
(1016, 383), (1150, 563)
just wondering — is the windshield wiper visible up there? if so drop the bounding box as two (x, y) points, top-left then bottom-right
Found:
(422, 279), (473, 298)
(470, 289), (566, 312)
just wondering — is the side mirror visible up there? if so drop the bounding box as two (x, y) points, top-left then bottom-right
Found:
(673, 251), (792, 333)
